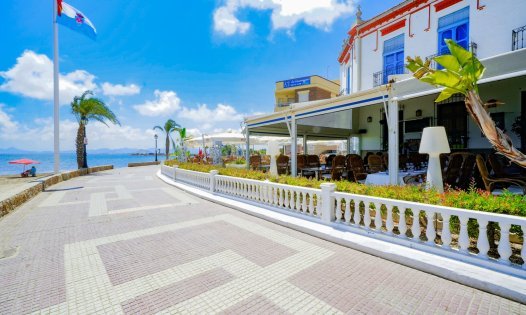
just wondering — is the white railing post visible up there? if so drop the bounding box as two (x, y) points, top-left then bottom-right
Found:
(320, 183), (336, 224)
(209, 170), (218, 193)
(173, 165), (178, 180)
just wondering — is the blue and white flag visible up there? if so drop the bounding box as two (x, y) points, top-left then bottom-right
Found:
(57, 0), (97, 40)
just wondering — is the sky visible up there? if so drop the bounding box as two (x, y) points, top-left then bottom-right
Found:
(0, 0), (401, 151)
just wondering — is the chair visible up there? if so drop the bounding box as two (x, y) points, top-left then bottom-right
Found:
(249, 155), (261, 170)
(488, 153), (526, 179)
(307, 155), (321, 168)
(322, 155), (346, 181)
(443, 153), (463, 188)
(298, 155), (314, 178)
(476, 155), (526, 195)
(457, 153), (476, 190)
(348, 154), (368, 183)
(439, 154), (449, 173)
(399, 154), (409, 171)
(367, 155), (383, 173)
(325, 154), (336, 168)
(276, 155), (290, 175)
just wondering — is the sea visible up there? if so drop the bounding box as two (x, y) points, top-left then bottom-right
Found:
(0, 152), (160, 175)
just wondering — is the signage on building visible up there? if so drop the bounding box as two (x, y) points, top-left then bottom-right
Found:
(283, 76), (311, 88)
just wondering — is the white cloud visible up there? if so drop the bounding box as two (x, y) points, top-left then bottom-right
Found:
(0, 104), (18, 132)
(178, 103), (244, 122)
(0, 114), (156, 151)
(133, 90), (181, 117)
(101, 82), (141, 96)
(213, 0), (356, 35)
(0, 50), (97, 105)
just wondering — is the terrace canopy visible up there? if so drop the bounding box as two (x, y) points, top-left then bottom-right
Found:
(244, 48), (526, 184)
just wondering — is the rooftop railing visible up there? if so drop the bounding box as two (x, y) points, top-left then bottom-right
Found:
(512, 25), (526, 51)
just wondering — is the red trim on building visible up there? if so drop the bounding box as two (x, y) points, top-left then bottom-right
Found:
(338, 43), (351, 63)
(359, 0), (428, 35)
(434, 0), (463, 12)
(477, 0), (486, 10)
(342, 53), (351, 64)
(380, 19), (406, 36)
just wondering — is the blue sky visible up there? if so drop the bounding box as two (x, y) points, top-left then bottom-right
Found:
(0, 0), (400, 150)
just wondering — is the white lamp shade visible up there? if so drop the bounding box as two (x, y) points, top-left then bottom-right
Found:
(419, 126), (450, 154)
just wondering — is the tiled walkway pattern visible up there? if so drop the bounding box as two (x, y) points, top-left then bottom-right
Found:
(0, 166), (524, 314)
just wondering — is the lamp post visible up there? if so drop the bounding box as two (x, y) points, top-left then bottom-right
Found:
(419, 127), (450, 193)
(81, 116), (88, 169)
(154, 134), (158, 162)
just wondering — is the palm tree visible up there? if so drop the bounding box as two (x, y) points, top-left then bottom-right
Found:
(154, 119), (180, 160)
(71, 90), (120, 169)
(407, 39), (526, 168)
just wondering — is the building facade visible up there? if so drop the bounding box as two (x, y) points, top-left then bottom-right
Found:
(338, 0), (526, 152)
(274, 75), (340, 112)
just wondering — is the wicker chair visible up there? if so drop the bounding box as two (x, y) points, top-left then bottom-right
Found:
(488, 153), (526, 179)
(298, 155), (314, 177)
(322, 155), (346, 180)
(367, 154), (384, 173)
(476, 155), (526, 195)
(249, 155), (261, 170)
(348, 154), (368, 183)
(457, 153), (476, 190)
(443, 153), (463, 188)
(276, 155), (290, 175)
(326, 154), (336, 168)
(307, 155), (321, 167)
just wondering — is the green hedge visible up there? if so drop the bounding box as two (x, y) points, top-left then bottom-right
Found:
(165, 161), (526, 217)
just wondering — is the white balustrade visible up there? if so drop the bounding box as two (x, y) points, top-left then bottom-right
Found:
(331, 191), (526, 271)
(170, 167), (526, 274)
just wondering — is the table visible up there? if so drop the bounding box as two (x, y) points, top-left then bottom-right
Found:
(364, 170), (426, 186)
(300, 166), (331, 180)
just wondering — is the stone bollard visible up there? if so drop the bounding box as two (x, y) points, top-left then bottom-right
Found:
(209, 170), (219, 193)
(320, 183), (336, 224)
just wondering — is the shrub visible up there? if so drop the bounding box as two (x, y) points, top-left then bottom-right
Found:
(165, 162), (526, 217)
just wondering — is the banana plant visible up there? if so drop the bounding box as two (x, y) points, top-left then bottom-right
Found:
(406, 39), (526, 168)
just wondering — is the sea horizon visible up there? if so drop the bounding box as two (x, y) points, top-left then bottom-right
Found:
(0, 152), (164, 175)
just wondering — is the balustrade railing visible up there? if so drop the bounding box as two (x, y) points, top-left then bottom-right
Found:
(162, 165), (525, 275)
(373, 65), (407, 87)
(425, 42), (478, 69)
(215, 175), (322, 218)
(513, 25), (526, 51)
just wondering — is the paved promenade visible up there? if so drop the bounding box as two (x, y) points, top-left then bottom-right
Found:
(0, 166), (524, 314)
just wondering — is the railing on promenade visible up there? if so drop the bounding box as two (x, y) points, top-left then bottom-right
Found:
(162, 165), (526, 275)
(215, 175), (322, 219)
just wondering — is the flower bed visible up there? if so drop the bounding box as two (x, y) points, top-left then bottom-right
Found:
(165, 160), (526, 218)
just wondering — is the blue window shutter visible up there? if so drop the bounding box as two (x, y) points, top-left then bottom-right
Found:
(437, 7), (470, 58)
(438, 7), (469, 30)
(383, 34), (405, 84)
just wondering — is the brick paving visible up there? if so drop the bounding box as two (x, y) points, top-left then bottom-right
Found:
(0, 165), (524, 314)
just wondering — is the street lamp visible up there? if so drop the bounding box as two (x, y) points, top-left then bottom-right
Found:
(81, 116), (88, 169)
(154, 134), (158, 162)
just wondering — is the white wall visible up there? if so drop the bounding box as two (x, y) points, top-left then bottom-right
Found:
(341, 0), (526, 93)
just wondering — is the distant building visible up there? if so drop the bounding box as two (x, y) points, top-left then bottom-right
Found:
(274, 75), (340, 112)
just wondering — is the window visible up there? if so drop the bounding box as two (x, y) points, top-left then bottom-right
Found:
(438, 7), (469, 55)
(383, 34), (405, 85)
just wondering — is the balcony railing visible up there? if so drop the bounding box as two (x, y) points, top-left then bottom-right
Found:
(373, 65), (407, 87)
(512, 25), (526, 51)
(425, 42), (478, 69)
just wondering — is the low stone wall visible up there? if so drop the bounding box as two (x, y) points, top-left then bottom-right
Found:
(128, 161), (160, 167)
(0, 165), (113, 218)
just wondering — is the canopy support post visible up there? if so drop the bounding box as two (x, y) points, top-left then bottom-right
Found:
(290, 116), (297, 176)
(303, 135), (307, 155)
(388, 97), (399, 185)
(245, 130), (250, 170)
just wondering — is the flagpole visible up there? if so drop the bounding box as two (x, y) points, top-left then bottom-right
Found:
(53, 0), (60, 173)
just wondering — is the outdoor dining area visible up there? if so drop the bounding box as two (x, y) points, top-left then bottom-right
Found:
(245, 150), (526, 194)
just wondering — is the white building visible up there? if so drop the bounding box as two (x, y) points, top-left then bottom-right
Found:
(245, 0), (526, 182)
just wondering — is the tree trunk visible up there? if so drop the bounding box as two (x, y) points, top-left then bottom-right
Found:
(76, 124), (86, 169)
(465, 90), (526, 167)
(165, 135), (170, 160)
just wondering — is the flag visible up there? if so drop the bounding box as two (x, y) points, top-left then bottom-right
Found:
(56, 0), (97, 40)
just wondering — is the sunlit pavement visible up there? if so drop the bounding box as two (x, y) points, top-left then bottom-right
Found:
(0, 165), (524, 314)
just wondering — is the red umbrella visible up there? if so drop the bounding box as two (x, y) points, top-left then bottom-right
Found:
(8, 158), (41, 172)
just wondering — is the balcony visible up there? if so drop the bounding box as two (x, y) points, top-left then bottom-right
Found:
(512, 25), (526, 51)
(425, 42), (478, 69)
(373, 65), (407, 87)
